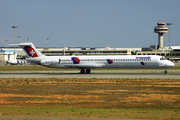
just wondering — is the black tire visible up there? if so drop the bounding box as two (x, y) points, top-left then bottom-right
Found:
(80, 69), (85, 74)
(86, 69), (91, 74)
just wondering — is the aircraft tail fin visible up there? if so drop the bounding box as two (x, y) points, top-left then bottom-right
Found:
(18, 42), (45, 58)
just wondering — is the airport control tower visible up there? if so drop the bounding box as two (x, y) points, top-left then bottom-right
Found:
(154, 22), (168, 49)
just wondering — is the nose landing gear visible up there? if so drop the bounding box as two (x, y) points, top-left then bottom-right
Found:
(164, 68), (167, 74)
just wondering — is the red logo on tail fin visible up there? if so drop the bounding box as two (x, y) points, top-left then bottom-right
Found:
(24, 46), (38, 57)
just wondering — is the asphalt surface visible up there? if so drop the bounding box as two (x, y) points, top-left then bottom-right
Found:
(0, 70), (179, 79)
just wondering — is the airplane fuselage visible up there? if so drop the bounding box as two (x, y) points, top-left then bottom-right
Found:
(26, 55), (174, 69)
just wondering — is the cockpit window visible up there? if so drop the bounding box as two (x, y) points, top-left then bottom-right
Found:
(160, 57), (167, 60)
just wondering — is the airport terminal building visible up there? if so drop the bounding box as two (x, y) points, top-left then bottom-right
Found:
(136, 46), (180, 62)
(0, 50), (17, 62)
(41, 47), (132, 56)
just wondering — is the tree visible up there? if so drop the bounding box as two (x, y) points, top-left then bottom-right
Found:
(69, 52), (73, 55)
(83, 51), (87, 55)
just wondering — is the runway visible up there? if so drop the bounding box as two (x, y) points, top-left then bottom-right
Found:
(0, 70), (179, 79)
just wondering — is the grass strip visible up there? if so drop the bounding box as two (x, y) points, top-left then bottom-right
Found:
(0, 106), (179, 119)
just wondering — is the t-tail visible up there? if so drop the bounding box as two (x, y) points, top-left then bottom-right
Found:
(19, 42), (45, 58)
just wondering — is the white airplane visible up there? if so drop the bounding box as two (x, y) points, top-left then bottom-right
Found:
(6, 59), (27, 65)
(17, 42), (174, 74)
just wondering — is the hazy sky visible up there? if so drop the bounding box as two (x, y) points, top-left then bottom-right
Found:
(0, 0), (179, 48)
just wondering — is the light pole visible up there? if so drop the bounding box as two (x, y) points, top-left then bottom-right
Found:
(17, 36), (21, 43)
(47, 38), (49, 48)
(12, 26), (18, 60)
(6, 40), (7, 49)
(27, 38), (29, 42)
(166, 23), (173, 61)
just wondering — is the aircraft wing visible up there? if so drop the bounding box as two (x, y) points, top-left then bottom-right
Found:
(63, 64), (103, 68)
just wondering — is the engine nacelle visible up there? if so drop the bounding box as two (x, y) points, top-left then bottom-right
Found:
(40, 59), (59, 65)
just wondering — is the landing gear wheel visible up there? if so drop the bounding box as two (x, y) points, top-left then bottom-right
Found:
(86, 69), (91, 74)
(164, 68), (167, 74)
(80, 69), (85, 74)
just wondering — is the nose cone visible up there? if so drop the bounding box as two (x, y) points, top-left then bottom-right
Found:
(167, 61), (174, 68)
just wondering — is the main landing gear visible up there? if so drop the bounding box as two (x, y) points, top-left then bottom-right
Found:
(80, 69), (91, 74)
